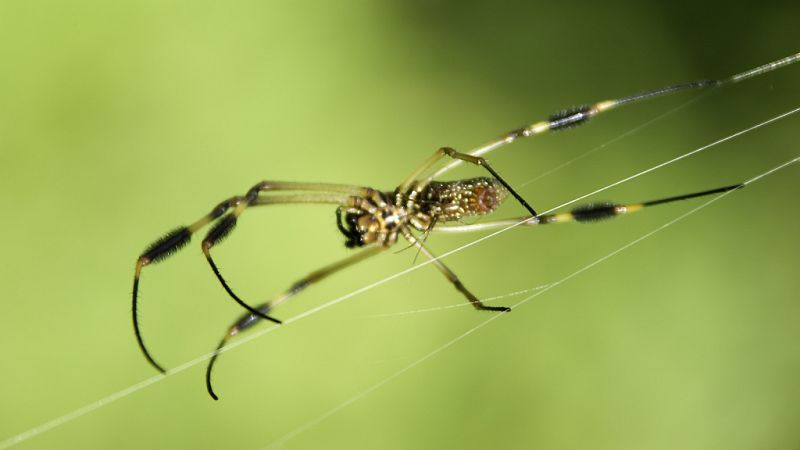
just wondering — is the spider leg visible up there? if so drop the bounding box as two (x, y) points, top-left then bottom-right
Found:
(429, 52), (800, 180)
(134, 183), (369, 374)
(431, 183), (744, 233)
(400, 228), (509, 312)
(442, 147), (537, 216)
(411, 216), (437, 264)
(201, 190), (364, 323)
(205, 245), (385, 400)
(133, 195), (246, 373)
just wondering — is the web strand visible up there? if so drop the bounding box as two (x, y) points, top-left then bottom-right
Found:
(1, 106), (798, 450)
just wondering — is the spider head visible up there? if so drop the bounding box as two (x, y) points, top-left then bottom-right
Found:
(336, 207), (379, 248)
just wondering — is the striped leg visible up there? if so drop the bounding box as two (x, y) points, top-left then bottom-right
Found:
(432, 184), (744, 233)
(429, 52), (800, 181)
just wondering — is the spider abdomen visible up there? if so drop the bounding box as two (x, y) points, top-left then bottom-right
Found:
(421, 177), (508, 222)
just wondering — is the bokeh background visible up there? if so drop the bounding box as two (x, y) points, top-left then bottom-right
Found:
(1, 1), (798, 449)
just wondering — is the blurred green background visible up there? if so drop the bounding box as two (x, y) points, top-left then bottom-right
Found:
(1, 1), (798, 449)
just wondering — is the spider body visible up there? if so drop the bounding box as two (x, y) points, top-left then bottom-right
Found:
(129, 52), (799, 400)
(416, 178), (509, 222)
(338, 177), (509, 249)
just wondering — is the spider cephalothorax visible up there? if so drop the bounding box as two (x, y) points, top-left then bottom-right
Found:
(336, 191), (408, 248)
(336, 208), (389, 248)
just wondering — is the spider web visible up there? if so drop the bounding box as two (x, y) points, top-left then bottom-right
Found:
(1, 104), (798, 450)
(263, 153), (800, 449)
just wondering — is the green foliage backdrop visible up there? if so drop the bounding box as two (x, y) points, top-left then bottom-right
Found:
(1, 1), (798, 449)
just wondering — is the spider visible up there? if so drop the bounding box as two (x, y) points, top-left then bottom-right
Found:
(132, 51), (799, 400)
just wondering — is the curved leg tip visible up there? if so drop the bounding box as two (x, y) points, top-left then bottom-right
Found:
(479, 305), (511, 312)
(206, 375), (220, 400)
(141, 350), (169, 374)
